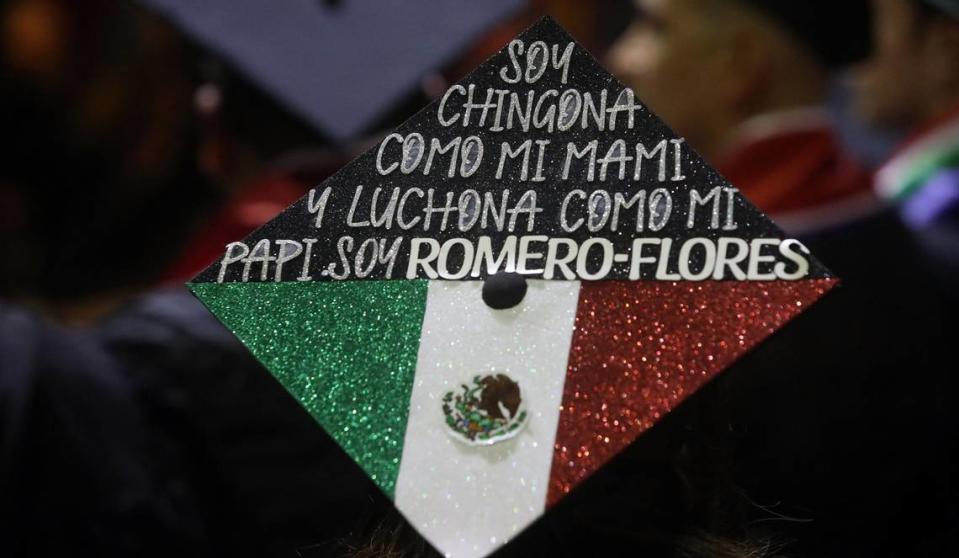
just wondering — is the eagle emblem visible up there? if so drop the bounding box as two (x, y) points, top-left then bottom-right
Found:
(442, 374), (528, 446)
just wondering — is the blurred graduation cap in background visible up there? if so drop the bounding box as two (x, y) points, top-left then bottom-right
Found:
(927, 0), (959, 18)
(737, 0), (871, 69)
(139, 0), (526, 142)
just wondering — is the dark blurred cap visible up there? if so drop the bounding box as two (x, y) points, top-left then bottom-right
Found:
(741, 0), (871, 69)
(138, 0), (525, 142)
(925, 0), (959, 19)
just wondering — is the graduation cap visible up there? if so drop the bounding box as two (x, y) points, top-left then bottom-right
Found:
(740, 0), (871, 68)
(189, 18), (837, 558)
(927, 0), (959, 18)
(139, 0), (526, 141)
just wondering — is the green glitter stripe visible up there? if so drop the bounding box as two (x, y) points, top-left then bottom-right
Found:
(189, 280), (429, 499)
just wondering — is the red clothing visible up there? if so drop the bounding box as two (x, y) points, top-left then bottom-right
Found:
(718, 124), (873, 220)
(162, 147), (358, 284)
(163, 175), (305, 284)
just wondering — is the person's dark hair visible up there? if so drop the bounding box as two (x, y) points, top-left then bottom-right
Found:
(0, 0), (323, 301)
(0, 0), (209, 300)
(338, 523), (781, 558)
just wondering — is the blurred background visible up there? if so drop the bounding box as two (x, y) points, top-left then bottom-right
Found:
(1, 1), (957, 557)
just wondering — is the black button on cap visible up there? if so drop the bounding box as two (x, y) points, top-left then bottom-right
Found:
(482, 272), (528, 309)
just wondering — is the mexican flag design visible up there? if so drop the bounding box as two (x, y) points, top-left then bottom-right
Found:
(189, 17), (837, 558)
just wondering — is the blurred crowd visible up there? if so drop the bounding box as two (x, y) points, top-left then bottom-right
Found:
(1, 0), (958, 557)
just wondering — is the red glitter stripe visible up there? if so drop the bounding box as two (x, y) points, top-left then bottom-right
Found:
(545, 279), (837, 507)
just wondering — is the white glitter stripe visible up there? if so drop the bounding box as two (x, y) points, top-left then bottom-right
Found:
(394, 280), (580, 558)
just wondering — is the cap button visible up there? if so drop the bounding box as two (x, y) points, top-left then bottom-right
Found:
(482, 272), (528, 310)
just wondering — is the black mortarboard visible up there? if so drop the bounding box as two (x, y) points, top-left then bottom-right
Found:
(741, 0), (871, 68)
(926, 0), (959, 19)
(187, 16), (838, 558)
(139, 0), (525, 141)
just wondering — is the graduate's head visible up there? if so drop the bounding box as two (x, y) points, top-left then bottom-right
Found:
(0, 0), (318, 304)
(0, 0), (204, 301)
(855, 0), (959, 130)
(608, 0), (870, 158)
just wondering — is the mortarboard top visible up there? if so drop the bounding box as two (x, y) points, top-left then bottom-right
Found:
(926, 0), (959, 18)
(740, 0), (871, 68)
(188, 17), (838, 558)
(139, 0), (526, 142)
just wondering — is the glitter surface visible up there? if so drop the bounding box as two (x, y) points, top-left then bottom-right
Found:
(189, 280), (429, 498)
(393, 280), (579, 558)
(546, 279), (837, 506)
(181, 16), (844, 557)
